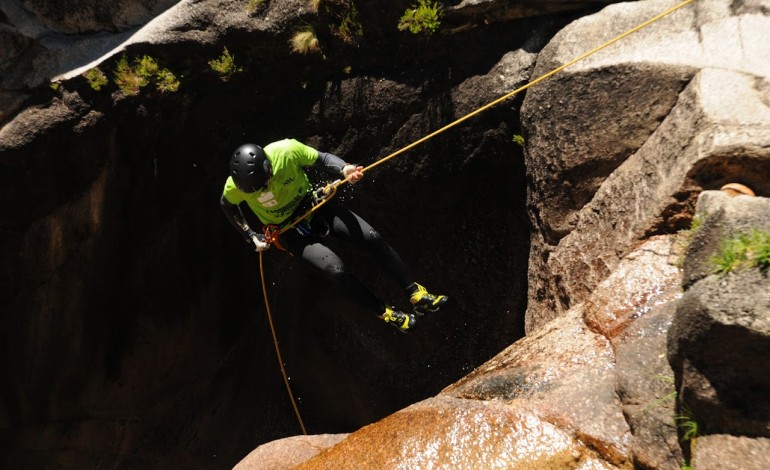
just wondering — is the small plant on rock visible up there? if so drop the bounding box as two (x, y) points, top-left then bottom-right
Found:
(675, 409), (699, 470)
(154, 68), (181, 92)
(84, 67), (109, 90)
(398, 0), (442, 35)
(334, 2), (363, 44)
(755, 231), (770, 271)
(136, 55), (160, 81)
(307, 0), (322, 13)
(512, 134), (525, 147)
(246, 0), (266, 13)
(209, 47), (244, 82)
(290, 26), (322, 55)
(113, 54), (180, 95)
(114, 55), (144, 95)
(712, 228), (770, 274)
(675, 214), (703, 268)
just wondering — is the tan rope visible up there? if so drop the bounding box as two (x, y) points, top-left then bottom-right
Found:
(259, 251), (307, 434)
(257, 0), (696, 434)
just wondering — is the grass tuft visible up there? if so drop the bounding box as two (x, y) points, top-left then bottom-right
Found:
(290, 26), (322, 54)
(675, 409), (699, 469)
(84, 68), (109, 91)
(398, 0), (442, 35)
(712, 229), (770, 274)
(113, 54), (179, 95)
(114, 55), (144, 95)
(307, 0), (322, 13)
(209, 47), (244, 82)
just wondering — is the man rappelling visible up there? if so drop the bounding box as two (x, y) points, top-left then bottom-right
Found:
(220, 138), (448, 332)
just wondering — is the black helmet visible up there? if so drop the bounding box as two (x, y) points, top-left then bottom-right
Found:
(230, 143), (271, 192)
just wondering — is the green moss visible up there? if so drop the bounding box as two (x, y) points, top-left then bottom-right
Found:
(398, 0), (442, 35)
(209, 47), (244, 82)
(512, 134), (525, 147)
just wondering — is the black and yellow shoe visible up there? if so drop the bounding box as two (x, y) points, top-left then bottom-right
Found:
(409, 283), (449, 316)
(380, 306), (416, 333)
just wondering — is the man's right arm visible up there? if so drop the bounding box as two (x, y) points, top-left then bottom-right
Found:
(220, 195), (257, 242)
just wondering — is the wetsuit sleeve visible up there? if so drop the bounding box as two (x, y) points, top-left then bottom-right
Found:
(220, 195), (258, 242)
(314, 151), (348, 176)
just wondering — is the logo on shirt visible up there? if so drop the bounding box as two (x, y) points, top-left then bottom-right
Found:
(258, 191), (278, 208)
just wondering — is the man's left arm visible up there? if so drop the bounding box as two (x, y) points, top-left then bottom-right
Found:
(314, 151), (363, 183)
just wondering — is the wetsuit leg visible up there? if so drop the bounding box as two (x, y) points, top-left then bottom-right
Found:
(318, 202), (414, 291)
(280, 229), (386, 314)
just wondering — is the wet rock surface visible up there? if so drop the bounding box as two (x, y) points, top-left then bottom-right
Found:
(233, 434), (347, 470)
(297, 396), (614, 470)
(245, 236), (683, 468)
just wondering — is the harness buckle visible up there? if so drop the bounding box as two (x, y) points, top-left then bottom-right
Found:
(262, 224), (288, 251)
(312, 180), (340, 205)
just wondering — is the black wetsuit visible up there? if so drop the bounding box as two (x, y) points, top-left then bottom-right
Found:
(221, 147), (413, 315)
(279, 200), (413, 314)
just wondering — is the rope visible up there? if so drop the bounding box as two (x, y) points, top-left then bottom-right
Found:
(256, 0), (696, 435)
(259, 251), (307, 435)
(278, 0), (696, 236)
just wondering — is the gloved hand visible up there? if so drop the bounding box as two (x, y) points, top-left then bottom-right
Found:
(250, 233), (270, 252)
(341, 164), (364, 184)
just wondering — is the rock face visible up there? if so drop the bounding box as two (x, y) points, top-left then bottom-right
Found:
(521, 0), (770, 333)
(239, 236), (684, 469)
(1, 0), (559, 468)
(2, 0), (770, 469)
(232, 434), (347, 470)
(669, 191), (770, 445)
(0, 0), (178, 121)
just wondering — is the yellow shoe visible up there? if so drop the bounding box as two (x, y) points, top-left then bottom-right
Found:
(409, 283), (449, 316)
(380, 306), (416, 333)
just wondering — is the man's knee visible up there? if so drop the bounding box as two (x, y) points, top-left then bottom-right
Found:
(323, 261), (347, 279)
(366, 229), (395, 256)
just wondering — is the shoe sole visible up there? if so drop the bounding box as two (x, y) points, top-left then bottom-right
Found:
(413, 296), (449, 316)
(385, 315), (417, 333)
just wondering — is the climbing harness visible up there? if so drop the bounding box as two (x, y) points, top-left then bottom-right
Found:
(257, 0), (697, 435)
(262, 224), (286, 251)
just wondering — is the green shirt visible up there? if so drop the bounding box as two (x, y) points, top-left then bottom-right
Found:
(222, 139), (319, 225)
